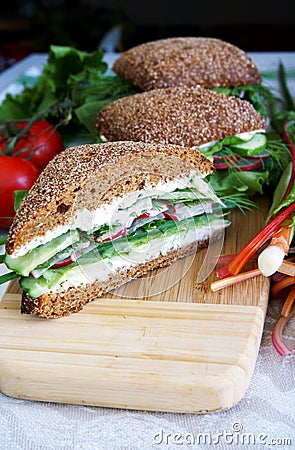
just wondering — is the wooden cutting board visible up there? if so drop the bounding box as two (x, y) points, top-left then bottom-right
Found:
(0, 198), (270, 413)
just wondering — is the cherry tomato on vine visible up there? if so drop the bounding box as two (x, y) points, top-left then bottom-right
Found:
(0, 119), (64, 172)
(0, 156), (39, 228)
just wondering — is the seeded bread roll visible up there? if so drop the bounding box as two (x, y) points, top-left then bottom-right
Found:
(112, 37), (261, 91)
(96, 86), (266, 147)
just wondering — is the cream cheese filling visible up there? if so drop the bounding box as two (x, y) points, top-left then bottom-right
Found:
(195, 129), (265, 150)
(11, 171), (215, 258)
(48, 220), (224, 294)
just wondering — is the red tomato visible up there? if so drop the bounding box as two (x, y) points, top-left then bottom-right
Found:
(0, 119), (64, 172)
(0, 156), (39, 228)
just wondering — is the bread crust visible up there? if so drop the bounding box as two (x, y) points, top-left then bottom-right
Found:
(6, 141), (212, 255)
(112, 37), (262, 90)
(21, 239), (209, 318)
(96, 86), (266, 147)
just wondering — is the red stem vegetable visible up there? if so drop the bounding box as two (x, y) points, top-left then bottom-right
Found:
(281, 120), (295, 200)
(223, 203), (295, 277)
(272, 315), (293, 356)
(271, 286), (295, 356)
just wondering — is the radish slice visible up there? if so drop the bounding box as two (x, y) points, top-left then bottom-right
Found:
(52, 255), (75, 268)
(213, 153), (239, 162)
(214, 158), (262, 171)
(245, 151), (270, 160)
(163, 211), (179, 221)
(101, 227), (127, 242)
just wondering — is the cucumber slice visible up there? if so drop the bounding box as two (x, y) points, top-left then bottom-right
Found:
(18, 214), (229, 298)
(232, 133), (267, 156)
(20, 276), (49, 298)
(43, 264), (81, 288)
(5, 230), (80, 277)
(20, 264), (87, 298)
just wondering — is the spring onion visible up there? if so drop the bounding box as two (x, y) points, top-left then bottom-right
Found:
(258, 227), (293, 277)
(222, 202), (295, 277)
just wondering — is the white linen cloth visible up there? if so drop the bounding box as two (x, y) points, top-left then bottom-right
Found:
(0, 52), (294, 449)
(0, 297), (294, 449)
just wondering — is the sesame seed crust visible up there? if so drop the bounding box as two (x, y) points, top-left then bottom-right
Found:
(6, 141), (212, 255)
(112, 37), (262, 90)
(95, 85), (266, 147)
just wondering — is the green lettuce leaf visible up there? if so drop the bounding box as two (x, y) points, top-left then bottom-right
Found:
(212, 83), (279, 118)
(208, 170), (269, 197)
(0, 45), (138, 141)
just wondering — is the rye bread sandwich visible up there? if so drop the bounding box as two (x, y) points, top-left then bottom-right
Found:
(96, 85), (266, 147)
(2, 141), (228, 318)
(95, 85), (274, 200)
(112, 37), (261, 90)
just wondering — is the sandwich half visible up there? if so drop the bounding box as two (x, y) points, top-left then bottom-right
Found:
(3, 141), (228, 318)
(95, 86), (277, 200)
(112, 37), (261, 91)
(96, 85), (266, 147)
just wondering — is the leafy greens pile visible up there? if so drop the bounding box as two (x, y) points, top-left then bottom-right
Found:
(0, 45), (139, 144)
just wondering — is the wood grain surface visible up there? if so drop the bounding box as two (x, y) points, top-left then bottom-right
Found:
(0, 198), (270, 413)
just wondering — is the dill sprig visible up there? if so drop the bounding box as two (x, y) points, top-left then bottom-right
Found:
(216, 193), (259, 213)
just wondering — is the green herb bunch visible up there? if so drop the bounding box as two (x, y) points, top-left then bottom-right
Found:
(0, 46), (139, 144)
